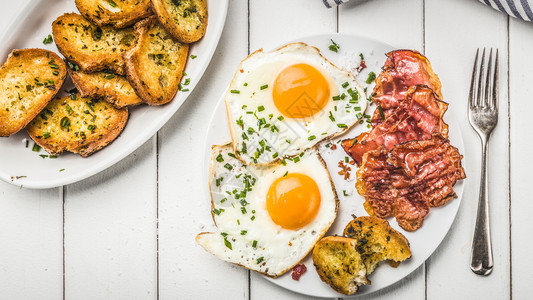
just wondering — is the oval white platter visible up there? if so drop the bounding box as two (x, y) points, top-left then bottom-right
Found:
(204, 34), (465, 298)
(0, 0), (228, 189)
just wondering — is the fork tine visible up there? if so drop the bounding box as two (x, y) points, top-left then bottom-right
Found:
(469, 49), (479, 109)
(484, 49), (493, 108)
(477, 48), (486, 107)
(492, 49), (499, 109)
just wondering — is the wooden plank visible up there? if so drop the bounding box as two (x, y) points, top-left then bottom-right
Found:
(509, 17), (533, 299)
(0, 1), (63, 299)
(0, 184), (63, 300)
(339, 0), (424, 50)
(425, 0), (510, 299)
(64, 139), (157, 299)
(248, 1), (336, 299)
(156, 0), (249, 299)
(340, 1), (426, 300)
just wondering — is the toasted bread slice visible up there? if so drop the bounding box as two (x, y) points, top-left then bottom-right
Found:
(26, 95), (128, 157)
(76, 0), (153, 29)
(124, 16), (188, 105)
(313, 236), (370, 295)
(69, 69), (143, 108)
(0, 49), (67, 137)
(150, 0), (207, 43)
(343, 216), (411, 274)
(52, 13), (136, 75)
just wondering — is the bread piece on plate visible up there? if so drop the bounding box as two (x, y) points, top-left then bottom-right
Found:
(313, 236), (370, 295)
(150, 0), (207, 43)
(75, 0), (153, 28)
(68, 69), (143, 108)
(52, 13), (136, 75)
(26, 95), (128, 157)
(0, 49), (67, 137)
(124, 16), (189, 105)
(343, 216), (411, 273)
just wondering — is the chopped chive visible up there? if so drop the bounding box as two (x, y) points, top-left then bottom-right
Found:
(59, 169), (65, 172)
(108, 0), (117, 7)
(256, 257), (264, 264)
(240, 230), (247, 235)
(308, 135), (316, 141)
(257, 105), (265, 112)
(343, 190), (348, 196)
(230, 90), (240, 94)
(224, 238), (232, 250)
(224, 163), (233, 170)
(43, 34), (53, 45)
(260, 84), (268, 90)
(216, 154), (224, 162)
(337, 124), (347, 128)
(277, 116), (284, 121)
(32, 143), (41, 152)
(53, 71), (59, 76)
(243, 82), (248, 87)
(43, 132), (51, 139)
(190, 54), (197, 59)
(342, 82), (349, 88)
(252, 240), (258, 248)
(378, 104), (385, 121)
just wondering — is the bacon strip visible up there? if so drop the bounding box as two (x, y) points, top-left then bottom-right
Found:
(343, 85), (448, 165)
(372, 50), (442, 126)
(356, 135), (465, 231)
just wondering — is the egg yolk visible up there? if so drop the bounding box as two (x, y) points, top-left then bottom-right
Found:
(272, 64), (330, 119)
(266, 173), (321, 230)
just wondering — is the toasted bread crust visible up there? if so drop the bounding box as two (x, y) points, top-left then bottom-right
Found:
(0, 49), (67, 137)
(343, 216), (412, 274)
(150, 0), (207, 43)
(26, 95), (128, 157)
(68, 68), (143, 108)
(124, 16), (189, 105)
(52, 13), (136, 75)
(76, 0), (153, 29)
(313, 236), (370, 295)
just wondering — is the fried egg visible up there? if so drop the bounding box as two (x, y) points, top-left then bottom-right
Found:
(196, 143), (338, 277)
(225, 42), (367, 166)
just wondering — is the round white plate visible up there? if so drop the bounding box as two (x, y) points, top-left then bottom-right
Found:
(0, 0), (228, 189)
(203, 33), (465, 298)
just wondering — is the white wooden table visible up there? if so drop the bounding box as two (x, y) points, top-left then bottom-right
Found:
(0, 0), (530, 299)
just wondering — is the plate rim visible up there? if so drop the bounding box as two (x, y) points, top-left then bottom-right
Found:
(0, 0), (229, 189)
(202, 32), (466, 298)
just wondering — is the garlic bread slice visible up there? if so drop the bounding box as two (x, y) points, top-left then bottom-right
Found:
(69, 69), (143, 108)
(0, 49), (67, 137)
(343, 216), (411, 274)
(26, 95), (128, 157)
(313, 236), (370, 295)
(52, 13), (136, 75)
(76, 0), (153, 28)
(124, 16), (188, 105)
(150, 0), (207, 43)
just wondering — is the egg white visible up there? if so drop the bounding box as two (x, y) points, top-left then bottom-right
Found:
(225, 42), (368, 166)
(196, 143), (338, 277)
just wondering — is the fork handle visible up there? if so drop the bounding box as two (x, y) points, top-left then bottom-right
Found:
(471, 139), (494, 275)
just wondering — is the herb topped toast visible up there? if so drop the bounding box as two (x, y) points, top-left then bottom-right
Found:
(26, 95), (128, 157)
(343, 216), (412, 274)
(150, 0), (207, 43)
(69, 69), (143, 108)
(76, 0), (153, 29)
(52, 13), (136, 75)
(0, 49), (67, 137)
(124, 16), (189, 105)
(313, 236), (370, 295)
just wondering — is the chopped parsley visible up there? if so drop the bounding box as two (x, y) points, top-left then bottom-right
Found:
(366, 72), (376, 84)
(329, 39), (340, 53)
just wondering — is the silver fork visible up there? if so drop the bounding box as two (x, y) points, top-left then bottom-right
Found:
(468, 48), (499, 276)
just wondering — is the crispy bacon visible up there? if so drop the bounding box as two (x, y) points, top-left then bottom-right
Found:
(343, 86), (448, 165)
(291, 264), (307, 281)
(372, 50), (442, 115)
(356, 135), (465, 231)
